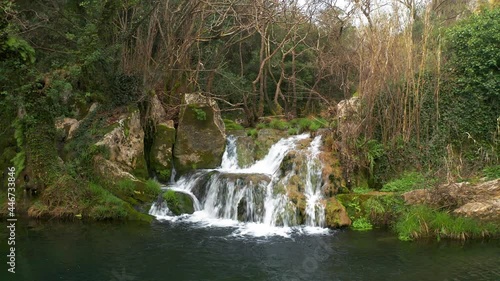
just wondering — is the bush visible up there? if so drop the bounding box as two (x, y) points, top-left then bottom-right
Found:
(380, 172), (427, 192)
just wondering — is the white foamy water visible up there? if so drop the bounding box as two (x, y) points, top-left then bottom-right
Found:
(149, 133), (330, 237)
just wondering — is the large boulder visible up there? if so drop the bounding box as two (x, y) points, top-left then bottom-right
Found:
(174, 94), (226, 174)
(95, 107), (147, 180)
(150, 120), (176, 182)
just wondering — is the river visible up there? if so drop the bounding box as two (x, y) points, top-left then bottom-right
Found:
(1, 220), (499, 281)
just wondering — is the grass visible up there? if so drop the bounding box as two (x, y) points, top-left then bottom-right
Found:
(223, 119), (244, 130)
(88, 183), (128, 220)
(145, 179), (162, 196)
(269, 119), (290, 130)
(483, 165), (500, 180)
(247, 128), (258, 137)
(394, 205), (499, 241)
(380, 172), (428, 192)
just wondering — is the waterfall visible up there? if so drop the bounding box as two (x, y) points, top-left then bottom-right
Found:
(304, 136), (326, 227)
(149, 133), (329, 236)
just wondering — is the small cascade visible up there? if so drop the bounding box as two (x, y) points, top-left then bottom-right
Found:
(220, 135), (239, 170)
(304, 136), (326, 227)
(149, 133), (329, 236)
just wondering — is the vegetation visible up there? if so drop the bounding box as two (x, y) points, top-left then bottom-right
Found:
(380, 172), (428, 193)
(394, 205), (499, 241)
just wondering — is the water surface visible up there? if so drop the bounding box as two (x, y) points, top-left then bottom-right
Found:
(1, 220), (499, 281)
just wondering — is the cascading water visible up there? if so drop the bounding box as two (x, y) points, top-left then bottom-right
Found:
(149, 133), (329, 236)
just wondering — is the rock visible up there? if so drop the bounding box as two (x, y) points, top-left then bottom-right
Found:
(150, 94), (168, 123)
(174, 94), (226, 174)
(162, 190), (195, 215)
(402, 189), (431, 205)
(235, 136), (255, 168)
(453, 199), (500, 223)
(150, 121), (176, 182)
(337, 96), (359, 119)
(325, 197), (351, 228)
(403, 179), (500, 223)
(55, 118), (79, 140)
(95, 107), (148, 179)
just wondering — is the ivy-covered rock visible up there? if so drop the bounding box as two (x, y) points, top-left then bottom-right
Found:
(174, 94), (226, 175)
(150, 121), (176, 182)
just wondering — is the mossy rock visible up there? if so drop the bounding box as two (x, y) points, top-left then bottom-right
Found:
(235, 136), (256, 168)
(325, 197), (351, 228)
(173, 94), (226, 175)
(162, 190), (195, 215)
(150, 122), (176, 182)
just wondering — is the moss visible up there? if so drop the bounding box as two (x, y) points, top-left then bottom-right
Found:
(150, 123), (175, 182)
(162, 190), (194, 215)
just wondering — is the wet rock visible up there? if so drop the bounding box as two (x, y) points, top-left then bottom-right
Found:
(235, 136), (255, 168)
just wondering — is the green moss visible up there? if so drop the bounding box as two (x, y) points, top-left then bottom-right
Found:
(162, 190), (194, 215)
